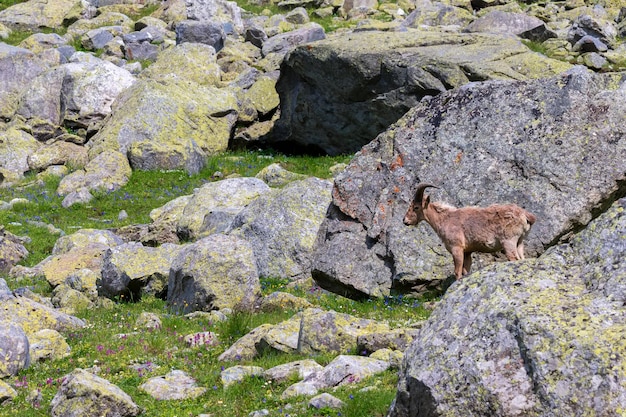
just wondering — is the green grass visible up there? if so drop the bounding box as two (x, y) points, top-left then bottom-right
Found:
(0, 0), (25, 12)
(0, 284), (429, 417)
(0, 151), (433, 417)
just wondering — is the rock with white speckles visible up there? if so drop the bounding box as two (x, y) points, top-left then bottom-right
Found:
(139, 370), (206, 400)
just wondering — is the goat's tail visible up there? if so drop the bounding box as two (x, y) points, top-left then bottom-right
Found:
(525, 210), (537, 226)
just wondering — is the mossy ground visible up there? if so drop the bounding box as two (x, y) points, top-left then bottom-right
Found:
(1, 151), (433, 417)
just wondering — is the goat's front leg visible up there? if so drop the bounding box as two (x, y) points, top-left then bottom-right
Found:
(450, 247), (465, 280)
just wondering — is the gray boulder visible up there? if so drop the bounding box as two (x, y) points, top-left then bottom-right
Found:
(272, 30), (571, 155)
(16, 57), (136, 132)
(464, 10), (554, 38)
(0, 291), (86, 335)
(0, 0), (80, 30)
(0, 228), (29, 273)
(185, 0), (244, 34)
(401, 0), (474, 29)
(139, 370), (206, 400)
(167, 234), (261, 313)
(177, 177), (271, 241)
(0, 124), (40, 178)
(50, 369), (141, 417)
(99, 242), (182, 300)
(313, 67), (626, 299)
(228, 177), (332, 281)
(0, 43), (50, 117)
(389, 197), (626, 417)
(175, 20), (225, 51)
(0, 322), (30, 378)
(56, 150), (132, 198)
(261, 22), (325, 57)
(87, 78), (237, 174)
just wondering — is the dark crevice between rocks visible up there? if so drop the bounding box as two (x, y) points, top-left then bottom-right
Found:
(508, 318), (551, 409)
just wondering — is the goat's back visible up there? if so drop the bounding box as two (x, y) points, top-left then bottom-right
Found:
(447, 203), (534, 244)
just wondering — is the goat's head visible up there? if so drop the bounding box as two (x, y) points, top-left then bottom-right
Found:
(403, 183), (438, 226)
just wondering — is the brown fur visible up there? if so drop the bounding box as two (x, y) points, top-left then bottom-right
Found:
(403, 185), (536, 280)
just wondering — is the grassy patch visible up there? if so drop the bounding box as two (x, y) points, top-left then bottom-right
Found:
(0, 0), (26, 12)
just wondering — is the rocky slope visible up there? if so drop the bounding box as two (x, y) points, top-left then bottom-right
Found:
(1, 0), (626, 415)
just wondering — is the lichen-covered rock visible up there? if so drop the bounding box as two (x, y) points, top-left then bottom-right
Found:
(243, 75), (280, 116)
(0, 322), (30, 378)
(264, 359), (323, 383)
(218, 323), (273, 362)
(298, 308), (391, 355)
(139, 370), (206, 400)
(0, 123), (41, 178)
(357, 328), (421, 354)
(309, 393), (345, 410)
(0, 0), (80, 31)
(261, 22), (325, 57)
(254, 163), (307, 187)
(66, 12), (135, 38)
(0, 291), (86, 335)
(177, 177), (270, 241)
(17, 57), (135, 132)
(50, 368), (141, 417)
(258, 308), (390, 355)
(52, 229), (124, 256)
(0, 379), (17, 403)
(140, 42), (221, 86)
(28, 329), (71, 362)
(27, 141), (89, 172)
(221, 365), (265, 388)
(272, 30), (571, 155)
(259, 291), (314, 312)
(135, 312), (162, 330)
(228, 177), (332, 280)
(87, 78), (238, 174)
(0, 227), (29, 273)
(313, 67), (626, 299)
(99, 242), (182, 300)
(167, 234), (261, 313)
(389, 197), (626, 417)
(56, 150), (132, 197)
(297, 355), (389, 391)
(51, 284), (94, 314)
(41, 245), (107, 288)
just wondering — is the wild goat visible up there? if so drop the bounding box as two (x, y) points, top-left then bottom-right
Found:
(403, 183), (536, 280)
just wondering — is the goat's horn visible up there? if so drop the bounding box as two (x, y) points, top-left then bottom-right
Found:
(414, 183), (438, 202)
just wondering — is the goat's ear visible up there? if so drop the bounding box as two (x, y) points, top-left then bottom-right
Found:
(424, 195), (431, 206)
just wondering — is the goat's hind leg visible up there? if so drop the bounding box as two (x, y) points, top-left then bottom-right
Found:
(503, 241), (521, 261)
(463, 252), (472, 276)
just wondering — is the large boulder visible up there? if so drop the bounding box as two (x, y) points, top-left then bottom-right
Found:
(312, 67), (626, 299)
(0, 43), (50, 117)
(139, 42), (221, 87)
(99, 242), (182, 300)
(56, 150), (132, 197)
(177, 177), (271, 241)
(0, 124), (40, 178)
(228, 177), (333, 281)
(87, 78), (238, 174)
(389, 197), (626, 416)
(0, 291), (85, 335)
(50, 368), (141, 417)
(271, 30), (571, 155)
(17, 57), (136, 132)
(167, 234), (261, 313)
(0, 0), (80, 31)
